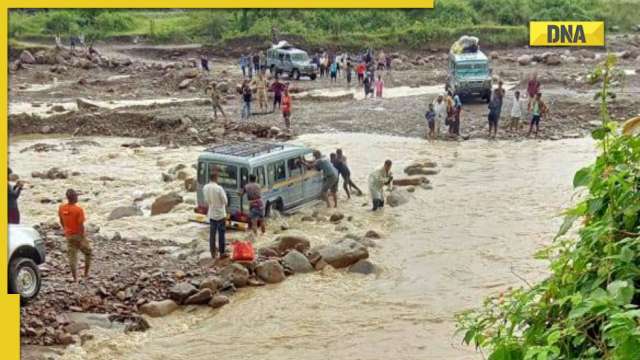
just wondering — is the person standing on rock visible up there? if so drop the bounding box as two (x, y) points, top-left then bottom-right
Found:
(510, 90), (523, 133)
(203, 170), (228, 258)
(59, 189), (92, 283)
(432, 95), (447, 139)
(451, 93), (462, 137)
(8, 168), (23, 224)
(200, 55), (210, 74)
(271, 77), (286, 112)
(425, 103), (436, 139)
(527, 72), (540, 109)
(205, 83), (227, 121)
(241, 174), (265, 237)
(282, 87), (292, 130)
(368, 160), (393, 211)
(527, 92), (548, 137)
(375, 75), (384, 98)
(240, 80), (252, 120)
(240, 54), (248, 78)
(252, 73), (268, 112)
(488, 88), (502, 139)
(302, 150), (339, 208)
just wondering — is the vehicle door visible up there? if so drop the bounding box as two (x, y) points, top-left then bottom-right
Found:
(302, 152), (323, 201)
(267, 159), (288, 209)
(285, 156), (304, 206)
(283, 53), (292, 73)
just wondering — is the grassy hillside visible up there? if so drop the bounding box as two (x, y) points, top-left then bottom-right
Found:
(8, 1), (637, 50)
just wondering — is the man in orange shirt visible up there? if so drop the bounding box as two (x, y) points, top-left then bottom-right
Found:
(282, 86), (292, 130)
(58, 189), (92, 282)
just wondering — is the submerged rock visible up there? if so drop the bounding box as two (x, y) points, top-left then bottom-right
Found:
(349, 259), (379, 275)
(107, 206), (142, 221)
(272, 234), (311, 255)
(151, 192), (183, 215)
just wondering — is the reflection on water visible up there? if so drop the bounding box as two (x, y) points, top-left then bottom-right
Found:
(11, 133), (595, 360)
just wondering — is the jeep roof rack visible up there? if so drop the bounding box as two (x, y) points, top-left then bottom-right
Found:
(204, 142), (286, 158)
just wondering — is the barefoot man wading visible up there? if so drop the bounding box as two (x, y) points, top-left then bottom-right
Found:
(59, 189), (92, 283)
(303, 150), (339, 208)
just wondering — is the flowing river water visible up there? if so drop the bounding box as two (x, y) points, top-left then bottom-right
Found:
(10, 133), (595, 360)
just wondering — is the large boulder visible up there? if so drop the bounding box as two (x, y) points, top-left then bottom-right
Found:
(168, 282), (198, 304)
(256, 260), (286, 283)
(517, 55), (531, 66)
(151, 192), (183, 215)
(139, 299), (178, 317)
(220, 263), (249, 287)
(386, 189), (410, 207)
(392, 177), (427, 187)
(282, 250), (313, 273)
(271, 235), (310, 255)
(544, 54), (562, 66)
(107, 206), (142, 221)
(20, 50), (36, 64)
(316, 238), (369, 269)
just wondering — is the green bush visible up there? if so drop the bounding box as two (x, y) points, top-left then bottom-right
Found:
(93, 12), (135, 33)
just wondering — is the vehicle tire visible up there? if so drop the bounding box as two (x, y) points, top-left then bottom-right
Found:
(485, 91), (491, 103)
(310, 73), (317, 80)
(292, 69), (300, 80)
(8, 257), (41, 303)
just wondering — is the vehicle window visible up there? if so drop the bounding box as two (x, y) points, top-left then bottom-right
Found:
(253, 166), (266, 187)
(291, 53), (309, 62)
(279, 53), (284, 61)
(240, 167), (249, 188)
(197, 161), (207, 184)
(288, 157), (303, 178)
(267, 164), (276, 186)
(285, 54), (291, 62)
(209, 163), (238, 188)
(269, 160), (287, 184)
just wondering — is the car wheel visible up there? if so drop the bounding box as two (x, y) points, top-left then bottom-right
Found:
(310, 73), (317, 80)
(9, 257), (41, 302)
(292, 69), (300, 80)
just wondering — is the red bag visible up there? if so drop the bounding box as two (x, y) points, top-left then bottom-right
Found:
(232, 241), (255, 261)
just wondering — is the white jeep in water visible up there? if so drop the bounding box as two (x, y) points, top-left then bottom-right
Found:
(8, 224), (46, 302)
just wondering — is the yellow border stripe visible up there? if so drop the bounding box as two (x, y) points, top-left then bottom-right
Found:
(6, 1), (434, 8)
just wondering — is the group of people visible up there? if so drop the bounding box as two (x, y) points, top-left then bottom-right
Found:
(424, 73), (550, 140)
(425, 90), (463, 139)
(237, 75), (293, 128)
(488, 73), (549, 138)
(239, 52), (267, 79)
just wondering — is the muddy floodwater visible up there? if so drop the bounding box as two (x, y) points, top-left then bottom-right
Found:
(10, 133), (595, 359)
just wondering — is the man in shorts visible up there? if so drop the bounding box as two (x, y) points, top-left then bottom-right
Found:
(270, 77), (286, 111)
(59, 189), (92, 283)
(241, 174), (265, 236)
(425, 103), (436, 139)
(528, 92), (548, 137)
(303, 150), (339, 208)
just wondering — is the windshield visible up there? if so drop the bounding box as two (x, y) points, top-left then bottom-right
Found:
(291, 53), (309, 62)
(456, 62), (489, 77)
(198, 162), (238, 188)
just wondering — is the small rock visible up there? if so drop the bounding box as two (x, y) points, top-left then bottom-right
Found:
(272, 235), (311, 255)
(169, 282), (198, 304)
(329, 212), (344, 223)
(364, 230), (382, 239)
(220, 263), (250, 288)
(184, 288), (214, 305)
(184, 178), (197, 192)
(199, 276), (224, 292)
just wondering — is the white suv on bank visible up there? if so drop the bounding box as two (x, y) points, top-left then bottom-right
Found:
(8, 224), (46, 302)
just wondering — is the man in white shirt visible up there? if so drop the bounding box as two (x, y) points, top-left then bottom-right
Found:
(432, 95), (447, 139)
(510, 90), (523, 133)
(203, 170), (228, 258)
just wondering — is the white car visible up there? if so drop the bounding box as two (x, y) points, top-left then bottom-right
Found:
(8, 224), (45, 302)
